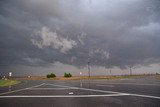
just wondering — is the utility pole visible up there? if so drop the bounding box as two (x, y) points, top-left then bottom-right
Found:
(129, 66), (132, 75)
(110, 70), (112, 76)
(88, 58), (91, 78)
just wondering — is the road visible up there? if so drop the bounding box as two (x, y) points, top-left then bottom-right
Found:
(0, 76), (160, 107)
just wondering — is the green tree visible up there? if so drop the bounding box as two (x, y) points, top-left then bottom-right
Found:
(46, 73), (56, 78)
(64, 72), (72, 77)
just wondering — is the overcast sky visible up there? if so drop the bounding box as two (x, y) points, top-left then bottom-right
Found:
(0, 0), (160, 76)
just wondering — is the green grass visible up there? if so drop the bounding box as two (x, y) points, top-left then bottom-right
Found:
(0, 80), (20, 87)
(156, 75), (160, 80)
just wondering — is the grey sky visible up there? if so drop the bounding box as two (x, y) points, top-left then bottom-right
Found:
(0, 0), (160, 76)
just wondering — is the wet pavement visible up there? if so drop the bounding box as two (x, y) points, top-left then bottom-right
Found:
(0, 76), (160, 107)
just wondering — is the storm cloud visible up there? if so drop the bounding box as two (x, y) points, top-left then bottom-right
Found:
(0, 0), (160, 75)
(31, 26), (77, 53)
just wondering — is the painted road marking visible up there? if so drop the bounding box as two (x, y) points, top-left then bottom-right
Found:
(0, 83), (45, 95)
(29, 88), (74, 90)
(129, 94), (160, 99)
(69, 92), (74, 95)
(0, 93), (129, 98)
(46, 83), (160, 99)
(97, 85), (114, 87)
(45, 83), (123, 94)
(46, 83), (73, 88)
(0, 83), (160, 99)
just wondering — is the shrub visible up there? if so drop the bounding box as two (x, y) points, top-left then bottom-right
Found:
(64, 72), (72, 77)
(46, 73), (56, 78)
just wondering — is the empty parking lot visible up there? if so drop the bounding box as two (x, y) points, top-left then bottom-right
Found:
(0, 76), (160, 107)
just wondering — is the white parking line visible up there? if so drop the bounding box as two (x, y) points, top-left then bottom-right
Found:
(29, 88), (74, 90)
(0, 93), (129, 98)
(129, 94), (160, 99)
(0, 83), (45, 95)
(45, 83), (125, 94)
(46, 83), (73, 88)
(97, 85), (114, 87)
(46, 83), (160, 99)
(0, 83), (160, 99)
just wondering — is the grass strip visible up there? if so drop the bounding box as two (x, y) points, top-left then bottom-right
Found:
(0, 80), (20, 87)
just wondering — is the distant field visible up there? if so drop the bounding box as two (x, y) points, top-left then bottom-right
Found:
(0, 80), (20, 87)
(156, 75), (160, 80)
(16, 75), (152, 80)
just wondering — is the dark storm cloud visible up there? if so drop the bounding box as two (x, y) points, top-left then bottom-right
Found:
(0, 0), (160, 71)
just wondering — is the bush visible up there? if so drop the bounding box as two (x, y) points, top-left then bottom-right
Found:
(64, 72), (72, 77)
(46, 73), (56, 78)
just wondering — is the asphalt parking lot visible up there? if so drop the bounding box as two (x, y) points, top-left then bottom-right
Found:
(0, 76), (160, 107)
